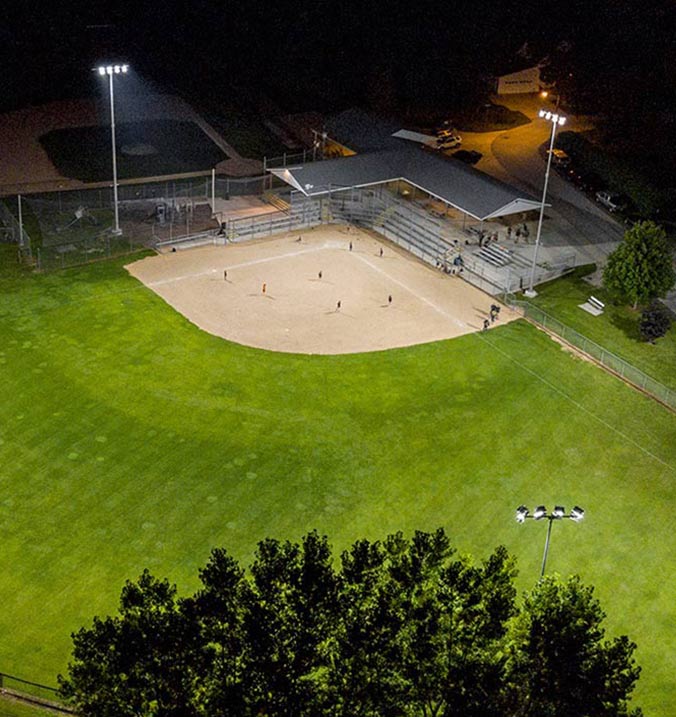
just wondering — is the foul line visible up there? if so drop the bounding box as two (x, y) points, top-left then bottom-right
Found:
(147, 244), (328, 287)
(352, 253), (466, 328)
(475, 329), (675, 474)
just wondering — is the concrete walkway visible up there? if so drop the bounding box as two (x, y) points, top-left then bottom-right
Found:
(457, 94), (624, 271)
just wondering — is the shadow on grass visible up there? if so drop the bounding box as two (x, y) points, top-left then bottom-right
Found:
(608, 309), (642, 342)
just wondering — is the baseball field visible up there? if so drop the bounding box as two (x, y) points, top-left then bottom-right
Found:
(0, 232), (674, 714)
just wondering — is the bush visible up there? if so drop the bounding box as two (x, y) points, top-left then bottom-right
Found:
(640, 304), (672, 344)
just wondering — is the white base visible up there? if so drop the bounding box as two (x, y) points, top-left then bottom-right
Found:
(111, 228), (123, 236)
(524, 289), (538, 298)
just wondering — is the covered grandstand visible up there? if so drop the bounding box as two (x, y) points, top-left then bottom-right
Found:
(269, 146), (542, 222)
(260, 145), (574, 294)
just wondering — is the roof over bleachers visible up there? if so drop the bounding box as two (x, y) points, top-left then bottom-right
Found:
(270, 146), (542, 221)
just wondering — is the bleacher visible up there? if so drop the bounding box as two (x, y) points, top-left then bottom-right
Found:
(262, 191), (291, 213)
(477, 242), (511, 267)
(329, 190), (453, 267)
(475, 242), (531, 270)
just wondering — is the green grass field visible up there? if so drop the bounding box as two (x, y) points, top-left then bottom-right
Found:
(0, 696), (55, 717)
(0, 247), (675, 714)
(526, 267), (676, 390)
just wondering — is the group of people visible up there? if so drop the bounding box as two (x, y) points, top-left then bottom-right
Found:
(506, 223), (530, 244)
(482, 303), (501, 331)
(436, 253), (465, 276)
(478, 231), (499, 248)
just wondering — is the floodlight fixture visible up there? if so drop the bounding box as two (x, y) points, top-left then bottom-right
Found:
(516, 505), (529, 523)
(525, 108), (568, 297)
(515, 502), (585, 577)
(570, 506), (585, 522)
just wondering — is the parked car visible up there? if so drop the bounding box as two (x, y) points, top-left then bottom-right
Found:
(595, 190), (628, 213)
(436, 134), (462, 150)
(547, 148), (571, 167)
(435, 120), (455, 136)
(565, 169), (604, 194)
(452, 149), (482, 165)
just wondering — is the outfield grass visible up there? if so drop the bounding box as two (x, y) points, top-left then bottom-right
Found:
(0, 247), (675, 714)
(39, 121), (226, 182)
(525, 267), (676, 390)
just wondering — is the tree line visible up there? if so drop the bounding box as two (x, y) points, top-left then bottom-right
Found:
(59, 529), (641, 716)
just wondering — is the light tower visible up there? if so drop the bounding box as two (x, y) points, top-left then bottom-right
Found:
(515, 504), (584, 577)
(524, 109), (567, 297)
(96, 64), (129, 235)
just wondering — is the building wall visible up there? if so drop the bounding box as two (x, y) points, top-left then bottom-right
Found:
(496, 66), (541, 95)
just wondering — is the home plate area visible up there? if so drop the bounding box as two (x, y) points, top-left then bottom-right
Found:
(126, 225), (518, 354)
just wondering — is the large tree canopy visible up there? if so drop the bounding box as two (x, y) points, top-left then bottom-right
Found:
(603, 221), (675, 309)
(59, 530), (642, 717)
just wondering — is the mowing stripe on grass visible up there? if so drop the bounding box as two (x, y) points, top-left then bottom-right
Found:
(476, 330), (676, 474)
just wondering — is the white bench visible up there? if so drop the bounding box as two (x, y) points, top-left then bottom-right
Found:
(579, 295), (605, 316)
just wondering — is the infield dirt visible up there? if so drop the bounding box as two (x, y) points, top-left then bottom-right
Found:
(126, 225), (518, 354)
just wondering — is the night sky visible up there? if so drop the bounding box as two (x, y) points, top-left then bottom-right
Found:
(2, 1), (675, 127)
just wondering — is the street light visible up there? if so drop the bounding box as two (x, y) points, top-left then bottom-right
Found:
(515, 503), (584, 577)
(524, 109), (566, 297)
(96, 63), (129, 235)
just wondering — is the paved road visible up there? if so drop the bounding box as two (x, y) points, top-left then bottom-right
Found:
(457, 95), (624, 272)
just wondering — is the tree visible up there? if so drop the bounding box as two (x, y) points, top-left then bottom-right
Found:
(504, 575), (641, 717)
(331, 537), (406, 716)
(241, 530), (339, 717)
(59, 570), (201, 717)
(640, 303), (672, 343)
(603, 221), (675, 309)
(60, 533), (642, 717)
(386, 532), (517, 717)
(190, 548), (249, 716)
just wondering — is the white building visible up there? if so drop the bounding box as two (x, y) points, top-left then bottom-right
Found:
(496, 65), (543, 95)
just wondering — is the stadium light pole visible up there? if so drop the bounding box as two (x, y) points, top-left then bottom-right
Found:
(515, 504), (584, 578)
(97, 64), (129, 236)
(524, 109), (566, 298)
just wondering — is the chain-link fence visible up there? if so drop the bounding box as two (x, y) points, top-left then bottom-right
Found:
(2, 172), (281, 270)
(506, 297), (676, 410)
(0, 671), (71, 711)
(0, 198), (34, 263)
(35, 232), (140, 271)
